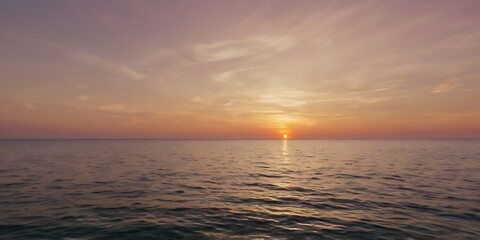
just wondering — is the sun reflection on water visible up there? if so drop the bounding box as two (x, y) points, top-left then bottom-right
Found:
(281, 139), (289, 161)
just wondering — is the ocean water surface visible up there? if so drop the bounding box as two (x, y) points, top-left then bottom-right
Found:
(0, 139), (479, 239)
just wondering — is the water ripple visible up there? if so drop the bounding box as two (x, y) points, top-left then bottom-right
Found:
(0, 139), (479, 239)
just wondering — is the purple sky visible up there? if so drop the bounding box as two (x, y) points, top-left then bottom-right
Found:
(1, 0), (479, 138)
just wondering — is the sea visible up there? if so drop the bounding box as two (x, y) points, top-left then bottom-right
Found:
(0, 139), (479, 239)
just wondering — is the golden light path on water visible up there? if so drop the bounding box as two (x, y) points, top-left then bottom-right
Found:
(282, 139), (289, 161)
(1, 139), (479, 238)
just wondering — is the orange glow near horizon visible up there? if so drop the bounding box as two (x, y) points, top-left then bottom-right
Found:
(0, 1), (479, 139)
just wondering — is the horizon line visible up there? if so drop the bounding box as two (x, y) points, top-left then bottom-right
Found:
(0, 137), (479, 141)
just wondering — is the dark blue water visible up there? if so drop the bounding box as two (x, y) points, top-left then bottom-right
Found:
(0, 140), (479, 239)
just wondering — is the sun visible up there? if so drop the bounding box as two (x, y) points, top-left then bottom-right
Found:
(283, 134), (288, 139)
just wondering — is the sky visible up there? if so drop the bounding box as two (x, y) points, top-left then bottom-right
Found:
(0, 0), (479, 139)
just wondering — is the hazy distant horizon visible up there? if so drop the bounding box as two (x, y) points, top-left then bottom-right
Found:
(1, 137), (479, 140)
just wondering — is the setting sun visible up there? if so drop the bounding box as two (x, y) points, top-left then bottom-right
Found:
(283, 134), (288, 139)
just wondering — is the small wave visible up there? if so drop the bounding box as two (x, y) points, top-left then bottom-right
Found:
(243, 182), (315, 193)
(335, 173), (372, 179)
(249, 173), (284, 179)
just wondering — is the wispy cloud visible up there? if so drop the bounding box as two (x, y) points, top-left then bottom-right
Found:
(193, 35), (295, 63)
(432, 79), (462, 93)
(77, 96), (89, 101)
(0, 103), (36, 111)
(97, 103), (139, 114)
(51, 43), (147, 81)
(212, 66), (263, 83)
(257, 89), (308, 107)
(1, 1), (479, 138)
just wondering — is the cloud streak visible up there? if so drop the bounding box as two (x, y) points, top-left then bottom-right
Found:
(50, 43), (147, 81)
(0, 0), (479, 138)
(432, 79), (462, 93)
(193, 35), (296, 63)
